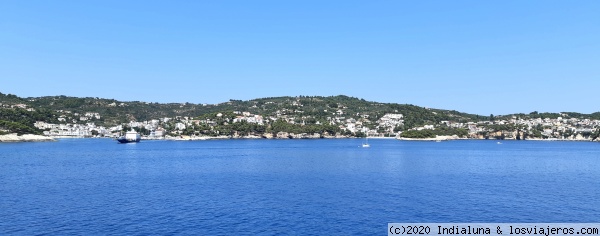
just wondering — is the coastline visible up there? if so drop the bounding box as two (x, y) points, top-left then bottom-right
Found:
(157, 134), (355, 141)
(5, 133), (598, 142)
(396, 135), (466, 141)
(0, 134), (55, 142)
(154, 135), (600, 142)
(397, 137), (599, 142)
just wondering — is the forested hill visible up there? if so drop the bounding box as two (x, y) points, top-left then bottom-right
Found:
(201, 95), (486, 129)
(2, 92), (599, 134)
(1, 92), (484, 128)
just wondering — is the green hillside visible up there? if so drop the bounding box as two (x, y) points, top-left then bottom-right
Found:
(1, 92), (486, 129)
(3, 92), (598, 137)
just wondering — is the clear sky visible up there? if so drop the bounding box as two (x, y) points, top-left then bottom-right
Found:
(1, 1), (599, 115)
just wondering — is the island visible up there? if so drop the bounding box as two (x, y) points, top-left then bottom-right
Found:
(1, 92), (599, 142)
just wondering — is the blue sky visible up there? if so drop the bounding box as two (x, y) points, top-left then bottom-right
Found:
(1, 1), (599, 115)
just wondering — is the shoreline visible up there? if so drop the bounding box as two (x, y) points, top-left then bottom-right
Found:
(132, 136), (600, 142)
(0, 134), (55, 142)
(5, 133), (598, 142)
(397, 138), (599, 142)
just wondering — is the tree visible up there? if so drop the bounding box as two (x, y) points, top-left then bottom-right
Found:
(400, 129), (435, 138)
(355, 131), (366, 138)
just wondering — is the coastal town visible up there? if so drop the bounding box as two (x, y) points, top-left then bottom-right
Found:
(1, 94), (599, 142)
(22, 105), (600, 142)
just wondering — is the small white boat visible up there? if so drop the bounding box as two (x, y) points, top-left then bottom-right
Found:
(362, 136), (370, 148)
(497, 141), (502, 144)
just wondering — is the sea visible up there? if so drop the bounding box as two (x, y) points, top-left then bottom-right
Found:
(1, 139), (599, 235)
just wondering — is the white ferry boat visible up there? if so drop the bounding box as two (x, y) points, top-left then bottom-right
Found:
(117, 129), (141, 143)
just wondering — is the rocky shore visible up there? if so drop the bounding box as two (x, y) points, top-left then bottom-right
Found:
(397, 135), (600, 142)
(0, 133), (55, 142)
(396, 135), (464, 141)
(135, 133), (600, 142)
(4, 132), (598, 142)
(157, 132), (351, 141)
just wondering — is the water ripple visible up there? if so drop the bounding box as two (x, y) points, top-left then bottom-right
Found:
(1, 139), (600, 234)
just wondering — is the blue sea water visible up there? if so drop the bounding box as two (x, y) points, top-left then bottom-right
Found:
(1, 139), (599, 235)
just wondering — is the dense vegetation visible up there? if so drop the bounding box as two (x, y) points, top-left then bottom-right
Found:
(0, 108), (58, 135)
(496, 111), (600, 121)
(400, 126), (469, 138)
(2, 92), (599, 138)
(1, 92), (488, 129)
